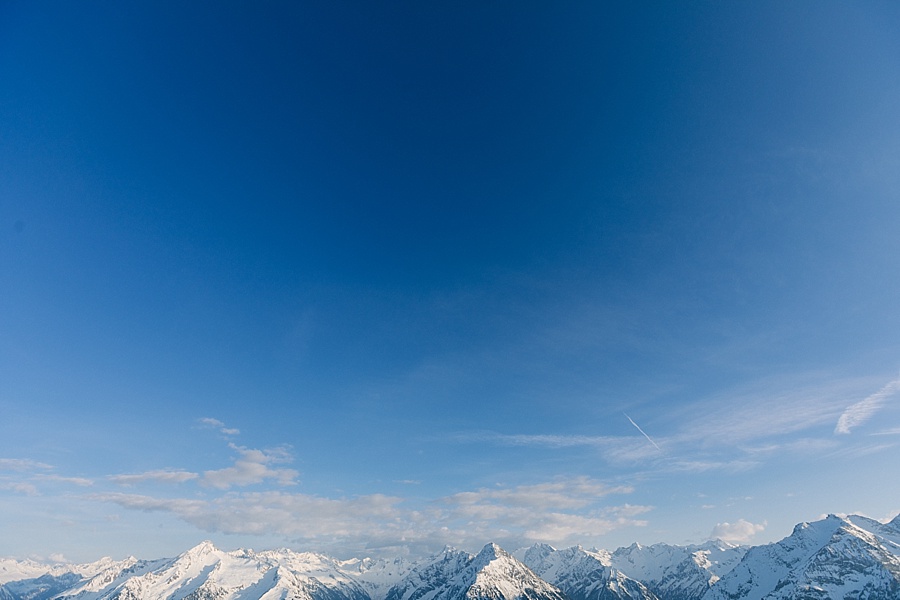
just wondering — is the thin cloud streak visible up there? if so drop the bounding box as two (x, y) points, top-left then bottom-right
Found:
(624, 413), (661, 451)
(871, 427), (900, 436)
(0, 481), (40, 496)
(445, 431), (664, 466)
(834, 376), (900, 434)
(446, 374), (899, 480)
(110, 469), (200, 486)
(685, 381), (854, 444)
(33, 474), (94, 487)
(447, 431), (619, 448)
(0, 459), (53, 472)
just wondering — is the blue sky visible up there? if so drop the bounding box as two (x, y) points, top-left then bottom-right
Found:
(2, 1), (900, 563)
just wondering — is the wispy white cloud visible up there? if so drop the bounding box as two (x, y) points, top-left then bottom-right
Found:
(494, 507), (649, 545)
(709, 518), (766, 543)
(448, 431), (759, 475)
(835, 377), (900, 434)
(0, 481), (40, 496)
(738, 437), (838, 457)
(0, 460), (63, 496)
(871, 427), (900, 436)
(91, 425), (646, 553)
(665, 459), (759, 473)
(443, 477), (632, 511)
(450, 374), (896, 476)
(448, 431), (618, 448)
(448, 431), (662, 464)
(824, 441), (898, 459)
(202, 444), (298, 489)
(91, 475), (646, 555)
(199, 417), (240, 436)
(685, 377), (859, 444)
(0, 458), (53, 472)
(91, 493), (209, 515)
(109, 469), (199, 486)
(33, 474), (94, 487)
(106, 438), (297, 490)
(90, 490), (411, 555)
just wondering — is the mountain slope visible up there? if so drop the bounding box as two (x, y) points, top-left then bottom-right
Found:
(521, 544), (657, 600)
(54, 542), (370, 600)
(382, 548), (472, 600)
(702, 514), (900, 600)
(338, 556), (413, 600)
(1, 514), (898, 600)
(610, 540), (746, 600)
(454, 543), (567, 600)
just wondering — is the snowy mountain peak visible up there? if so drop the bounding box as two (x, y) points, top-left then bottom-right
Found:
(705, 513), (900, 600)
(699, 539), (736, 552)
(471, 544), (506, 568)
(0, 558), (65, 585)
(521, 543), (656, 600)
(464, 544), (566, 600)
(183, 540), (219, 557)
(518, 545), (557, 576)
(521, 544), (555, 563)
(2, 513), (900, 600)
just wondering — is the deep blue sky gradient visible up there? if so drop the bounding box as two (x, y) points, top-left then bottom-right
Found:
(2, 1), (900, 561)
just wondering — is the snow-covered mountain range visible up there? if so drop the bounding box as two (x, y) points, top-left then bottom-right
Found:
(2, 514), (898, 600)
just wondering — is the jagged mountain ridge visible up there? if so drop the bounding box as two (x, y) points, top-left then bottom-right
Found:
(381, 547), (471, 600)
(520, 544), (658, 600)
(457, 544), (566, 600)
(2, 513), (899, 600)
(704, 513), (900, 600)
(609, 540), (745, 600)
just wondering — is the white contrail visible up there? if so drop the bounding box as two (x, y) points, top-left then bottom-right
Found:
(624, 413), (661, 451)
(835, 376), (900, 434)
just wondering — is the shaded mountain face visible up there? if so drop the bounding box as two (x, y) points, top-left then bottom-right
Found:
(383, 543), (567, 600)
(609, 540), (746, 600)
(381, 548), (473, 600)
(1, 513), (898, 600)
(0, 573), (83, 600)
(0, 543), (563, 600)
(458, 543), (567, 600)
(703, 514), (900, 600)
(10, 543), (372, 600)
(521, 544), (658, 600)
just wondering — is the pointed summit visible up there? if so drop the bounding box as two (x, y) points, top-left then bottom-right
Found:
(521, 543), (555, 558)
(381, 547), (472, 600)
(382, 543), (565, 600)
(706, 513), (900, 600)
(520, 544), (557, 576)
(173, 540), (223, 575)
(524, 544), (656, 600)
(185, 540), (218, 555)
(466, 543), (566, 600)
(471, 543), (505, 569)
